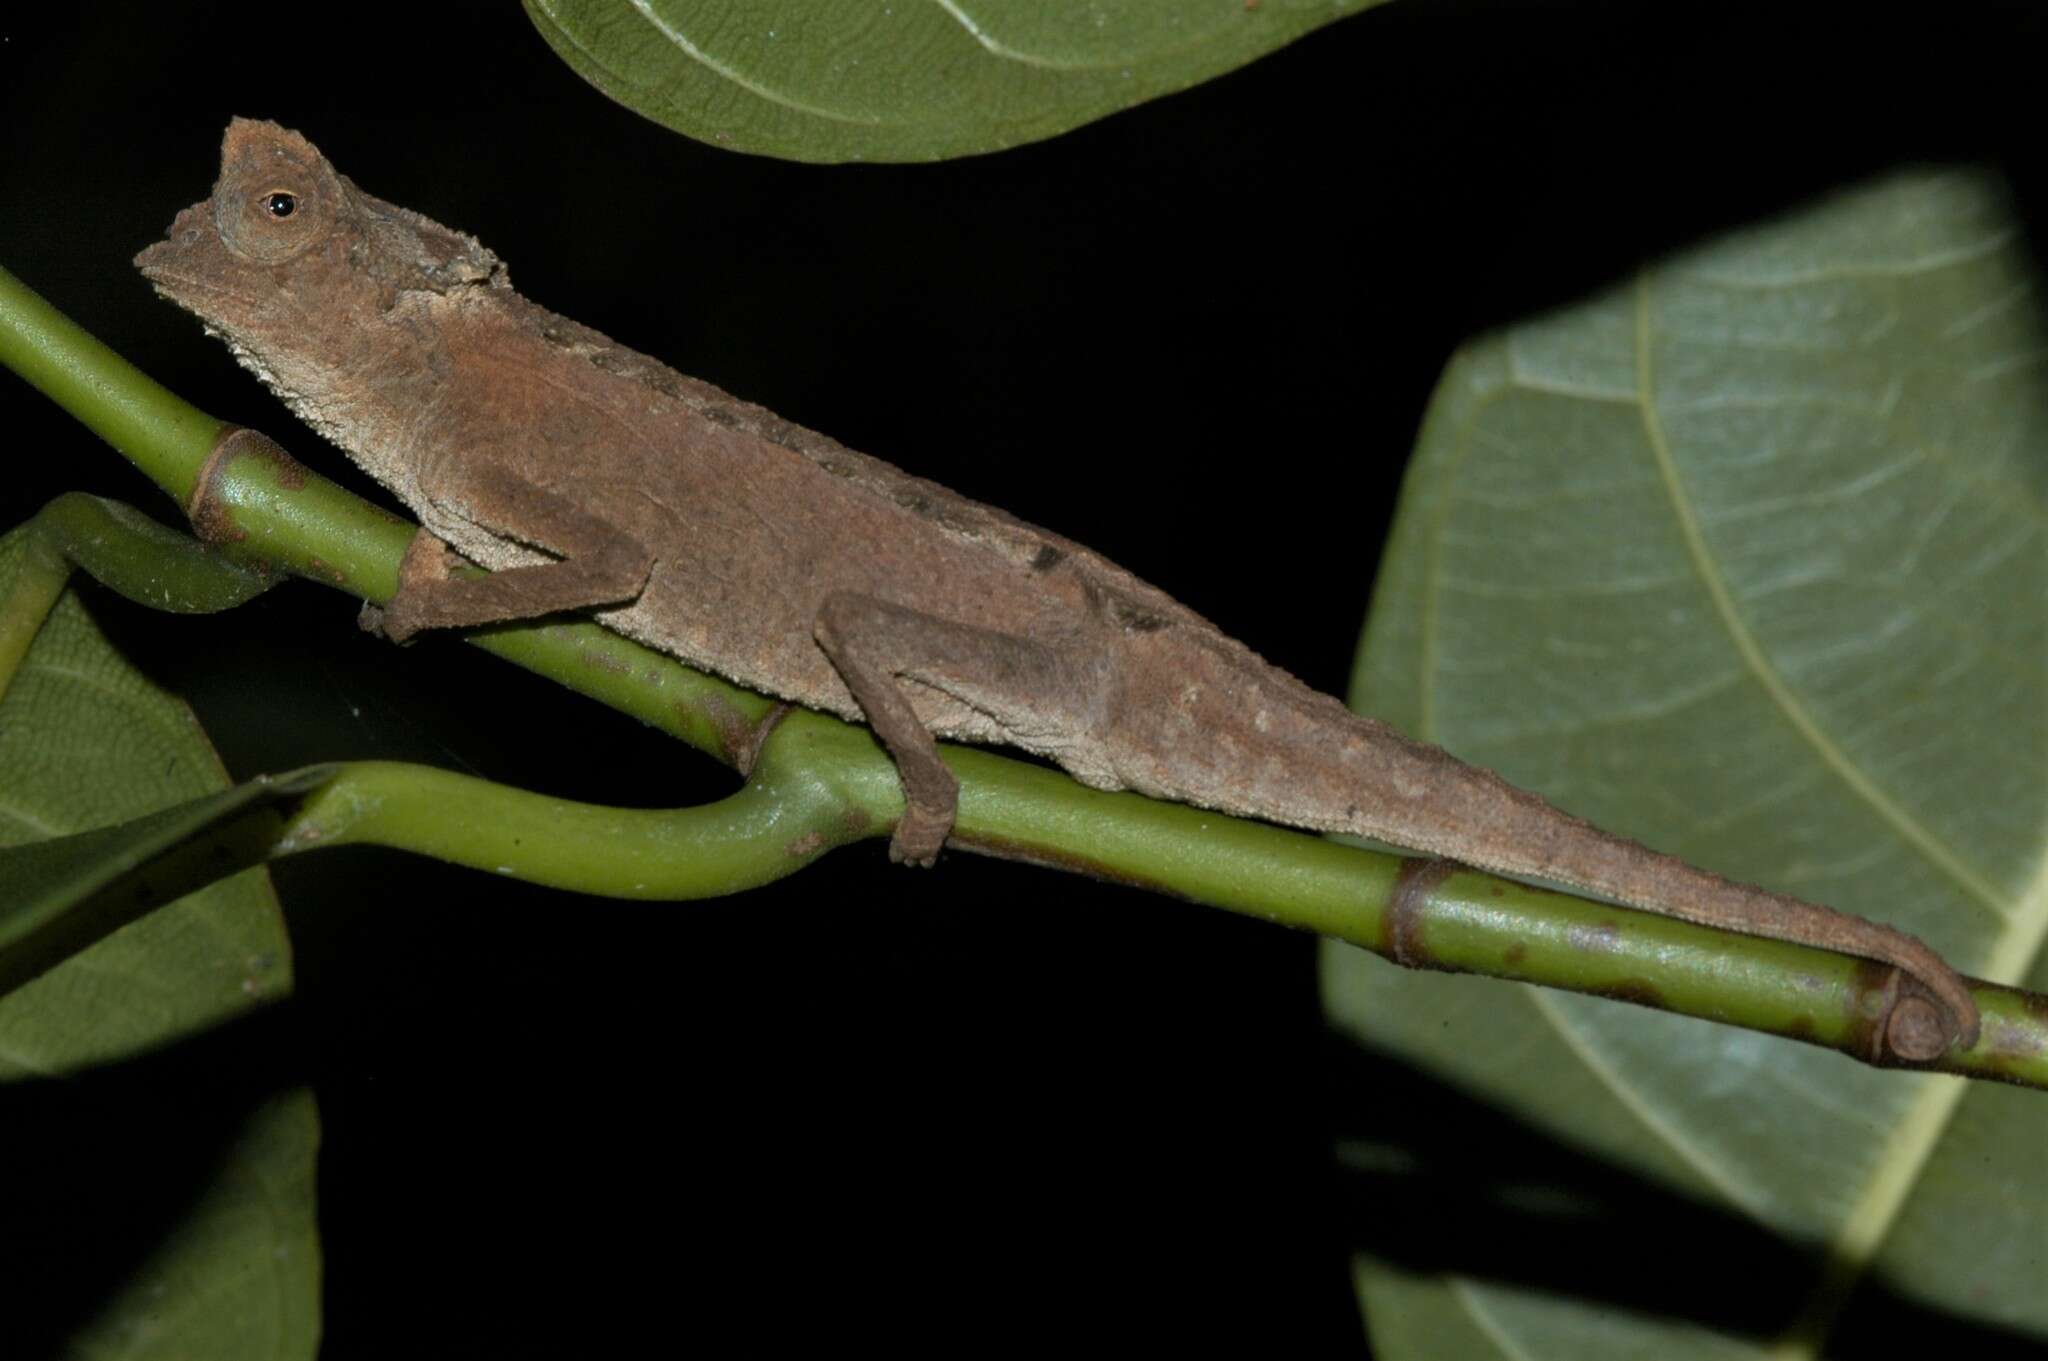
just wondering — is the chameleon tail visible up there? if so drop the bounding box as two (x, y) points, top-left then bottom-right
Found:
(1100, 630), (1980, 1055)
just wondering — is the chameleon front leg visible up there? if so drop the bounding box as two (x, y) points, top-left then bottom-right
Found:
(363, 463), (654, 643)
(813, 591), (1100, 865)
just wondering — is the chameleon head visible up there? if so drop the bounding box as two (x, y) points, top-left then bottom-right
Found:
(134, 119), (503, 378)
(135, 120), (356, 323)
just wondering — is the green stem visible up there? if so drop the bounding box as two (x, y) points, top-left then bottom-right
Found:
(241, 754), (2048, 1085)
(279, 757), (854, 897)
(8, 741), (2039, 1082)
(0, 264), (224, 504)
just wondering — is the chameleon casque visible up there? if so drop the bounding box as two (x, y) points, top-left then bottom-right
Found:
(135, 120), (1979, 1057)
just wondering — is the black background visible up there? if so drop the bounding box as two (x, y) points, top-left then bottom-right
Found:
(3, 2), (2041, 1355)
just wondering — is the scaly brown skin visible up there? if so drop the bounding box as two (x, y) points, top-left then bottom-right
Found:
(135, 119), (1981, 1057)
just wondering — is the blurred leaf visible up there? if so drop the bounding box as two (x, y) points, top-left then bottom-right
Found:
(0, 527), (319, 1358)
(1331, 169), (2048, 1355)
(524, 0), (1387, 162)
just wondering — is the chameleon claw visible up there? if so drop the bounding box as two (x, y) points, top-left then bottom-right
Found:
(888, 802), (953, 868)
(358, 599), (421, 645)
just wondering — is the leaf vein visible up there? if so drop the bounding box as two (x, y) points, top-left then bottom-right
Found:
(1632, 274), (2012, 926)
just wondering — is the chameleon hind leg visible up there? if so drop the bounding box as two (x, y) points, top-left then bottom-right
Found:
(813, 590), (1103, 865)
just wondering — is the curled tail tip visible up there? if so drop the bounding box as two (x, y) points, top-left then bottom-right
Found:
(1867, 926), (1978, 1057)
(1931, 965), (1981, 1053)
(1913, 969), (1980, 1058)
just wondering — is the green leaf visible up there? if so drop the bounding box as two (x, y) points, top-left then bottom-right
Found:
(523, 0), (1387, 163)
(0, 767), (335, 997)
(0, 527), (320, 1358)
(1331, 169), (2048, 1354)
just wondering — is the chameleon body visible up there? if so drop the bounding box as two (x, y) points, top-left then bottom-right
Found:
(135, 120), (1979, 1055)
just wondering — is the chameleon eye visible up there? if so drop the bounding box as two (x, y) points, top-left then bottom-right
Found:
(211, 126), (340, 264)
(217, 178), (332, 264)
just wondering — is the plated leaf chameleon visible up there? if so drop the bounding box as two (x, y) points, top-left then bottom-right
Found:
(135, 120), (1980, 1057)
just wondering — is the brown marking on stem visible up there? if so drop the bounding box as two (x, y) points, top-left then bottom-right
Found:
(785, 830), (826, 858)
(1503, 941), (1527, 968)
(1588, 978), (1665, 1010)
(187, 426), (307, 543)
(187, 427), (251, 541)
(1387, 857), (1459, 971)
